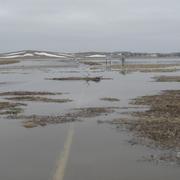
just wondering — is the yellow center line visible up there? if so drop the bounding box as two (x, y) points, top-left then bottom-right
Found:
(53, 123), (74, 180)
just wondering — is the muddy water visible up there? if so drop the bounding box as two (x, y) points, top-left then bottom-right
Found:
(0, 58), (180, 180)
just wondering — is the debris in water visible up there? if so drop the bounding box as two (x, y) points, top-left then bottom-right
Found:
(100, 97), (120, 102)
(46, 76), (112, 82)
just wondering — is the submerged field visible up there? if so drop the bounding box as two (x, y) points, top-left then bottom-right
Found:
(0, 56), (180, 180)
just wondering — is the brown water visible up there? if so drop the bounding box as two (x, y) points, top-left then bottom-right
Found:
(0, 58), (180, 180)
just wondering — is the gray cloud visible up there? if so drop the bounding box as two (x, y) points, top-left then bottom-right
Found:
(0, 0), (180, 52)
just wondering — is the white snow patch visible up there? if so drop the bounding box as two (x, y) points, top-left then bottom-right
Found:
(3, 53), (34, 58)
(150, 54), (158, 57)
(35, 52), (65, 58)
(5, 51), (26, 56)
(87, 54), (106, 58)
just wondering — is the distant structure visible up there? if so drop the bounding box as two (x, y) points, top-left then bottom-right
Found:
(105, 56), (108, 65)
(120, 54), (126, 67)
(105, 53), (126, 67)
(121, 55), (125, 66)
(105, 53), (112, 65)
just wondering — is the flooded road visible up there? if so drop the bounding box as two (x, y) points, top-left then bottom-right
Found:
(0, 58), (180, 180)
(53, 123), (74, 180)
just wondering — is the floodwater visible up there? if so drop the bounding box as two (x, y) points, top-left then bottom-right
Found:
(0, 58), (180, 180)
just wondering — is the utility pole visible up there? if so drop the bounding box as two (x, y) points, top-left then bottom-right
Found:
(121, 54), (126, 67)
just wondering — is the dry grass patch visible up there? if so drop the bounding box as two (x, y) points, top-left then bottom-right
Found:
(0, 91), (62, 96)
(110, 64), (180, 69)
(0, 91), (70, 103)
(153, 76), (180, 82)
(139, 68), (178, 73)
(123, 90), (180, 149)
(6, 96), (72, 103)
(0, 101), (25, 115)
(12, 107), (116, 128)
(105, 90), (180, 163)
(0, 59), (20, 65)
(89, 63), (180, 73)
(0, 101), (23, 110)
(71, 107), (117, 118)
(19, 115), (78, 128)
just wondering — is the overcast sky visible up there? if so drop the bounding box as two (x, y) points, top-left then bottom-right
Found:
(0, 0), (180, 53)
